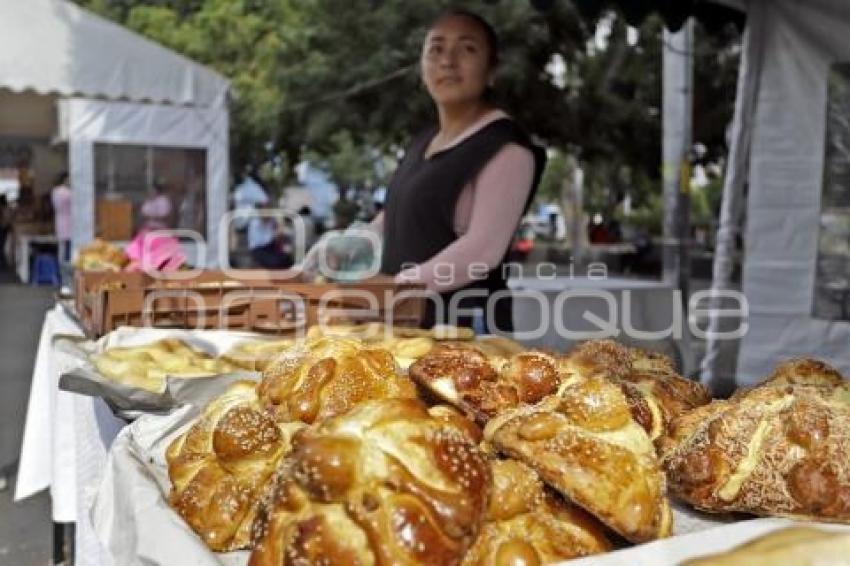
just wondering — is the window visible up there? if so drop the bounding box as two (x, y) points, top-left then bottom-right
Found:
(93, 143), (207, 239)
(813, 63), (850, 321)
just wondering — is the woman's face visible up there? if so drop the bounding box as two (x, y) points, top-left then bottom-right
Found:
(421, 14), (493, 108)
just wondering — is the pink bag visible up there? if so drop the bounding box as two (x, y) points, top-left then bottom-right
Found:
(125, 230), (187, 272)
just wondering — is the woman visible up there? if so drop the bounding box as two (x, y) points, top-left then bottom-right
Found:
(51, 172), (72, 265)
(374, 9), (546, 332)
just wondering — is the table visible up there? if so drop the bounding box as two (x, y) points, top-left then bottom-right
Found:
(15, 306), (125, 566)
(509, 276), (691, 373)
(15, 233), (58, 284)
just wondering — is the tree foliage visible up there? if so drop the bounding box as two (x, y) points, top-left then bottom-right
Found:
(76, 0), (741, 225)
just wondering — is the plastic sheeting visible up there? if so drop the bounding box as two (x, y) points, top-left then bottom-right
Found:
(62, 98), (229, 266)
(0, 0), (228, 107)
(731, 0), (850, 384)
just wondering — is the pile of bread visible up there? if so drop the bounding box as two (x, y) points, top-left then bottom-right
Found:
(74, 238), (129, 272)
(159, 329), (850, 564)
(92, 325), (511, 393)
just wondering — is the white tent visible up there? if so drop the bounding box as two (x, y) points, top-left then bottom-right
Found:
(0, 0), (230, 265)
(702, 0), (850, 390)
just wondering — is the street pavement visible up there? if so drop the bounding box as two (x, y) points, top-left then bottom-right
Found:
(0, 266), (54, 565)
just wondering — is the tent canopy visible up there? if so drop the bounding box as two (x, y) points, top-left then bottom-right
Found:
(702, 0), (850, 388)
(0, 0), (228, 108)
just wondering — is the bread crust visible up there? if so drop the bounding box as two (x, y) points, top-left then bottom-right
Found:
(461, 459), (611, 565)
(661, 361), (850, 522)
(257, 336), (417, 424)
(409, 344), (565, 424)
(249, 398), (490, 566)
(165, 381), (304, 551)
(484, 375), (672, 543)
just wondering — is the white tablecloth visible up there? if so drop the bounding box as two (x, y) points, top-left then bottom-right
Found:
(15, 305), (124, 566)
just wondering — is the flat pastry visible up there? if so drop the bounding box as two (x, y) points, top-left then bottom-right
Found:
(249, 398), (490, 566)
(165, 381), (304, 551)
(682, 526), (850, 566)
(409, 344), (563, 424)
(257, 336), (417, 423)
(484, 374), (672, 543)
(91, 338), (238, 392)
(220, 338), (296, 372)
(462, 459), (610, 565)
(660, 363), (850, 522)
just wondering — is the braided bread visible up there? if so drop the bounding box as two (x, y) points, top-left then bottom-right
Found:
(249, 398), (490, 566)
(409, 344), (563, 424)
(484, 374), (672, 543)
(730, 358), (846, 400)
(462, 459), (610, 565)
(661, 360), (850, 522)
(257, 336), (417, 424)
(165, 381), (304, 551)
(563, 340), (710, 441)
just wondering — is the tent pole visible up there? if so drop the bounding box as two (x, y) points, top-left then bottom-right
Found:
(662, 18), (694, 372)
(700, 2), (766, 394)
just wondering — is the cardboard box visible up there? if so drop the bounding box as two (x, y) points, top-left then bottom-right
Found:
(96, 199), (133, 240)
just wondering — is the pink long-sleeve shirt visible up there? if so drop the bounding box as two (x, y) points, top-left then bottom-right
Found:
(375, 110), (536, 292)
(52, 184), (72, 240)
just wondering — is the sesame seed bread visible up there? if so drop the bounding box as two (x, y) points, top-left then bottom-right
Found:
(660, 360), (850, 523)
(165, 381), (305, 551)
(409, 344), (565, 425)
(256, 336), (418, 424)
(484, 374), (673, 543)
(409, 339), (709, 442)
(564, 341), (710, 442)
(248, 398), (490, 566)
(461, 459), (611, 565)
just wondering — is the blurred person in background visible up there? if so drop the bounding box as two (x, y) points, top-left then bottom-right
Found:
(140, 180), (173, 232)
(0, 195), (10, 269)
(51, 172), (72, 264)
(298, 205), (317, 250)
(248, 203), (292, 269)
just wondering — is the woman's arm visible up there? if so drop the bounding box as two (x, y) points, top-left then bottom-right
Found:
(396, 144), (535, 292)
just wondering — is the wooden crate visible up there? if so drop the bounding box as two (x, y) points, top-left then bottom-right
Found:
(73, 270), (424, 338)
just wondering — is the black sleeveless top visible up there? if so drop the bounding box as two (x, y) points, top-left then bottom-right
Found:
(381, 118), (547, 332)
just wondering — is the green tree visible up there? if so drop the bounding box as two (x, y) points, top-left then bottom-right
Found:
(537, 150), (569, 203)
(76, 0), (740, 226)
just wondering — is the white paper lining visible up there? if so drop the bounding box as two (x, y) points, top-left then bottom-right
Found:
(55, 327), (286, 418)
(88, 407), (834, 566)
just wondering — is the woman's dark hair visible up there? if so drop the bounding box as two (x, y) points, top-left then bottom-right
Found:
(56, 171), (68, 185)
(430, 8), (500, 69)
